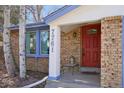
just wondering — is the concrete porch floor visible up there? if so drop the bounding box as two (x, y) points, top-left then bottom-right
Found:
(45, 72), (100, 88)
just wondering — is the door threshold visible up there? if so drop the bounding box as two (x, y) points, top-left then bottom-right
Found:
(80, 67), (100, 73)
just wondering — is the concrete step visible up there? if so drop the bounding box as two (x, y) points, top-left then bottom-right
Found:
(45, 80), (100, 88)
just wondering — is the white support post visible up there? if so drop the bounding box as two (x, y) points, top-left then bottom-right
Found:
(48, 25), (61, 80)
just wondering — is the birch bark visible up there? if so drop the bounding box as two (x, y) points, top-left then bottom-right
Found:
(3, 5), (16, 77)
(19, 6), (26, 78)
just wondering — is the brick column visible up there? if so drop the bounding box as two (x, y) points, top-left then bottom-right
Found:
(101, 16), (123, 87)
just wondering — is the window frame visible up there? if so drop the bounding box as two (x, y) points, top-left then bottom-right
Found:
(26, 30), (49, 58)
(39, 30), (49, 57)
(26, 31), (37, 57)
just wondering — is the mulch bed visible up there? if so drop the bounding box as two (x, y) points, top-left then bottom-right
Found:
(0, 66), (47, 88)
(0, 47), (48, 87)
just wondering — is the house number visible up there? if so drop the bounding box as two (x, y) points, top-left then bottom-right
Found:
(51, 29), (55, 53)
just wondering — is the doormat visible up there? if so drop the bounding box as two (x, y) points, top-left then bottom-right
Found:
(81, 72), (100, 75)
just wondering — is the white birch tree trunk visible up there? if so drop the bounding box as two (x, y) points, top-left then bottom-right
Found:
(19, 6), (26, 79)
(3, 5), (16, 77)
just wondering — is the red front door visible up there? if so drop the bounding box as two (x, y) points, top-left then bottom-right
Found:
(81, 23), (101, 68)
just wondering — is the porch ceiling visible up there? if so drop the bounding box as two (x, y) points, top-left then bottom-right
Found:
(61, 24), (80, 33)
(60, 20), (100, 33)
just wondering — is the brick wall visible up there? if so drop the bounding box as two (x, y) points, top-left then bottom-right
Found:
(61, 28), (81, 66)
(101, 16), (122, 87)
(10, 31), (48, 73)
(10, 31), (19, 67)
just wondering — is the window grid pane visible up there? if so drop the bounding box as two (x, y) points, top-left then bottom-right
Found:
(26, 32), (36, 54)
(40, 31), (49, 55)
(26, 33), (30, 54)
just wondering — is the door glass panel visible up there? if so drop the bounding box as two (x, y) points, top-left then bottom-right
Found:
(87, 29), (97, 34)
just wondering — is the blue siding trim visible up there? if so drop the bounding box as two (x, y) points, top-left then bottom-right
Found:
(27, 26), (49, 31)
(26, 54), (36, 57)
(26, 54), (49, 58)
(122, 16), (124, 88)
(44, 5), (80, 23)
(48, 75), (61, 80)
(36, 31), (40, 57)
(0, 22), (49, 32)
(37, 55), (49, 58)
(39, 31), (41, 56)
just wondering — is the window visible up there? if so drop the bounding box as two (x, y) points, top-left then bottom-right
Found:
(40, 31), (49, 54)
(26, 32), (36, 54)
(87, 29), (97, 35)
(26, 30), (49, 57)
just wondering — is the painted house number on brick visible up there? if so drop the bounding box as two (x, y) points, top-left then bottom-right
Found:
(51, 29), (55, 53)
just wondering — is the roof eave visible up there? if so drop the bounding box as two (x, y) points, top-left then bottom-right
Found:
(0, 22), (49, 32)
(44, 5), (80, 24)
